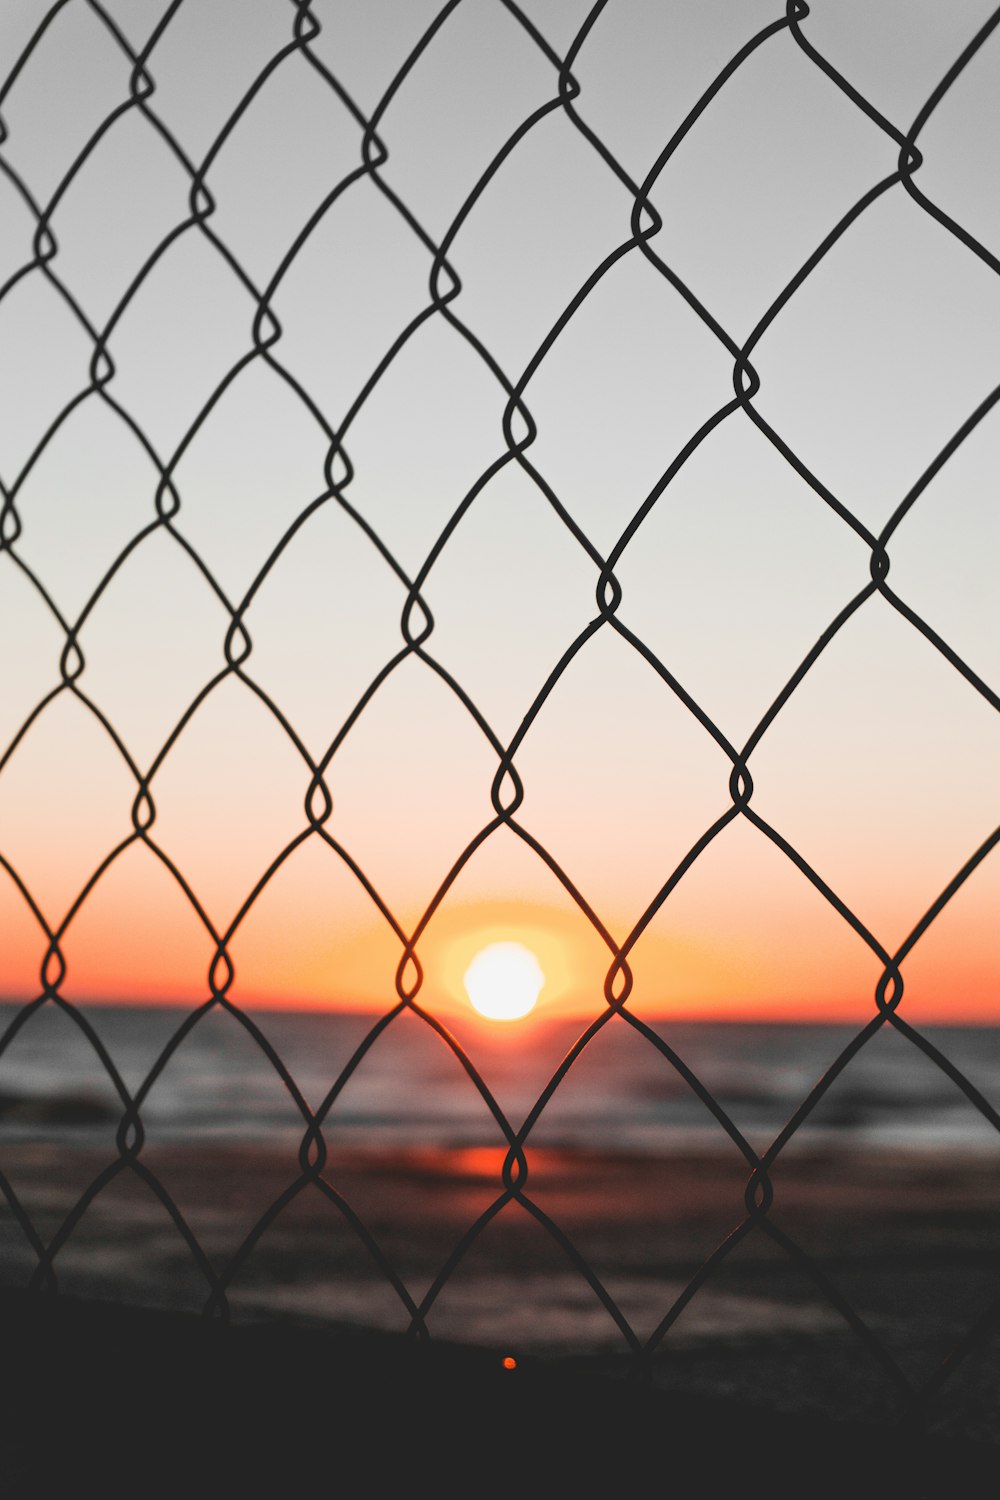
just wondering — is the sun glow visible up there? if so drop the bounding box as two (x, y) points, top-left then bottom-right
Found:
(463, 942), (545, 1022)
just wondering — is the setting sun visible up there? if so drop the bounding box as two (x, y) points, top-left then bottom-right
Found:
(463, 942), (545, 1022)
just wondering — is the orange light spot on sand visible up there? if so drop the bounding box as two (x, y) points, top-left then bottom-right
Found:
(501, 1356), (518, 1371)
(452, 1146), (506, 1178)
(464, 942), (544, 1021)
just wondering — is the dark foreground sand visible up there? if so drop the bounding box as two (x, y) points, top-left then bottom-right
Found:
(3, 1139), (1000, 1477)
(0, 1291), (997, 1497)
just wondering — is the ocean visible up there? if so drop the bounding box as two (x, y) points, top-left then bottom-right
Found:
(1, 1002), (998, 1155)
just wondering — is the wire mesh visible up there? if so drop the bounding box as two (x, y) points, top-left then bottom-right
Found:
(1, 0), (999, 1436)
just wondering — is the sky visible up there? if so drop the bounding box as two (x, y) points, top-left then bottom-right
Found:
(0, 0), (998, 1028)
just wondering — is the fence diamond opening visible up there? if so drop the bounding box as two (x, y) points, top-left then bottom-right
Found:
(2, 0), (1000, 1436)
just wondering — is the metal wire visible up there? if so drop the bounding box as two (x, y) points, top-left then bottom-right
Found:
(1, 0), (999, 1430)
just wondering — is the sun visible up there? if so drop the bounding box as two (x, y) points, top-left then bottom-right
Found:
(463, 942), (545, 1022)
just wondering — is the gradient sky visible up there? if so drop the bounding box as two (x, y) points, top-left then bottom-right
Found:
(0, 0), (998, 1027)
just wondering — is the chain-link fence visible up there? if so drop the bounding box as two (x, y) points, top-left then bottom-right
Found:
(1, 0), (999, 1440)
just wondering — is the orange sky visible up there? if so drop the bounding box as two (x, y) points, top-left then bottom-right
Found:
(2, 802), (996, 1028)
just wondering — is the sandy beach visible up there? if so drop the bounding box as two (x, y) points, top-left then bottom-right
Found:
(3, 1137), (1000, 1449)
(0, 1285), (997, 1497)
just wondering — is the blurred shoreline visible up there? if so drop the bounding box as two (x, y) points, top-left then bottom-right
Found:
(2, 1137), (1000, 1438)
